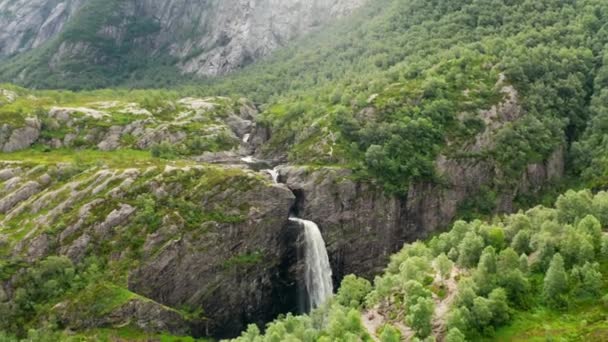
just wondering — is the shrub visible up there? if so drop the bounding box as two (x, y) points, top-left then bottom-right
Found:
(336, 275), (372, 309)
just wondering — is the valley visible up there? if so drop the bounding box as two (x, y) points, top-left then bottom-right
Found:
(1, 0), (608, 341)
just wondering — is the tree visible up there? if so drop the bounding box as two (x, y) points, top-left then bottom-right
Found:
(511, 229), (531, 255)
(530, 233), (557, 271)
(404, 280), (432, 309)
(579, 262), (603, 297)
(592, 191), (608, 227)
(505, 213), (532, 240)
(447, 306), (471, 335)
(399, 256), (432, 283)
(602, 235), (608, 258)
(435, 253), (454, 281)
(445, 328), (466, 342)
(543, 253), (569, 309)
(497, 268), (530, 309)
(560, 229), (594, 267)
(519, 254), (529, 273)
(240, 324), (261, 341)
(488, 288), (510, 326)
(429, 234), (451, 256)
(406, 297), (434, 338)
(379, 324), (401, 342)
(455, 278), (478, 309)
(555, 190), (593, 223)
(336, 275), (372, 308)
(471, 296), (493, 329)
(498, 248), (520, 270)
(577, 215), (602, 250)
(458, 232), (485, 267)
(478, 246), (497, 273)
(474, 247), (498, 295)
(483, 226), (505, 250)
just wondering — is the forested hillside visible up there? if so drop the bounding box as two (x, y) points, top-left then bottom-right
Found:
(198, 0), (608, 195)
(1, 0), (608, 341)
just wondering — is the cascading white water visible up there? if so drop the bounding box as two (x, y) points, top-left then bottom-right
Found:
(289, 217), (333, 310)
(261, 167), (333, 310)
(265, 168), (280, 184)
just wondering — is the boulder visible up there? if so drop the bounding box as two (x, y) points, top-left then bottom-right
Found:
(2, 117), (41, 152)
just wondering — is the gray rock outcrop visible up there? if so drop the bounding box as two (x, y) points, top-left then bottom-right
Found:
(1, 117), (41, 152)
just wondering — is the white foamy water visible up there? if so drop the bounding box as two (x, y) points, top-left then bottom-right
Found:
(240, 156), (256, 164)
(289, 217), (333, 310)
(265, 168), (279, 183)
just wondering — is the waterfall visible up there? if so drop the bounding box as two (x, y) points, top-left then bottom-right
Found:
(289, 217), (333, 311)
(261, 167), (333, 310)
(265, 168), (279, 184)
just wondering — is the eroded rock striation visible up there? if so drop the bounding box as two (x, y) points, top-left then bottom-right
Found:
(0, 162), (298, 337)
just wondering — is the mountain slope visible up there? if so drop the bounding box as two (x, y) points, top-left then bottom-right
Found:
(0, 0), (85, 58)
(0, 0), (364, 89)
(201, 0), (607, 202)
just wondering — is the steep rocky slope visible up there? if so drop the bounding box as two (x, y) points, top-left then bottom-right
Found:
(0, 0), (364, 88)
(0, 0), (85, 58)
(0, 160), (299, 337)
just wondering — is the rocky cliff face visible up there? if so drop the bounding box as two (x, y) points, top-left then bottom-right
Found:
(0, 161), (299, 337)
(173, 0), (366, 76)
(0, 0), (85, 58)
(0, 0), (364, 80)
(0, 77), (565, 338)
(276, 152), (563, 290)
(271, 81), (565, 287)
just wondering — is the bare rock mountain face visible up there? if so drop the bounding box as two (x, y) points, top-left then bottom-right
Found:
(0, 0), (85, 58)
(0, 0), (364, 85)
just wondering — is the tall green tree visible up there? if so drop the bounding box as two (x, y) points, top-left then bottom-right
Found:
(543, 253), (569, 309)
(406, 297), (434, 338)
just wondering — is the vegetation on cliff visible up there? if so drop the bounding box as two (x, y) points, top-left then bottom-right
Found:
(231, 189), (608, 341)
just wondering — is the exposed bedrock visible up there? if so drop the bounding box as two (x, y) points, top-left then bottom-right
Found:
(278, 147), (564, 286)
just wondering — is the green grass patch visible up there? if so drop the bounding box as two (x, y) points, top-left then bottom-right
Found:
(46, 326), (210, 342)
(0, 147), (194, 168)
(492, 303), (608, 342)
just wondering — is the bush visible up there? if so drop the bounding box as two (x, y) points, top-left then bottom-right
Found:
(150, 141), (179, 159)
(336, 275), (372, 309)
(379, 324), (401, 342)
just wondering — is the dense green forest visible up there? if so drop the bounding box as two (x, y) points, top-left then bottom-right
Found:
(198, 0), (608, 193)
